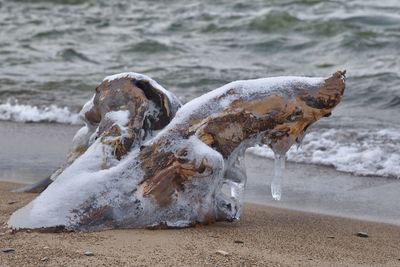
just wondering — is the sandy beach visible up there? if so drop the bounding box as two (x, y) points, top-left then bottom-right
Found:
(0, 181), (399, 266)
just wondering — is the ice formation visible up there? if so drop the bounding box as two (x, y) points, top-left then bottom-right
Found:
(271, 153), (285, 200)
(8, 71), (346, 231)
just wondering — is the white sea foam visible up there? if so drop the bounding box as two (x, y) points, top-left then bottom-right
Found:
(248, 127), (400, 178)
(0, 99), (81, 124)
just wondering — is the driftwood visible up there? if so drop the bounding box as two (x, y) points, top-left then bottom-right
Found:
(9, 71), (345, 231)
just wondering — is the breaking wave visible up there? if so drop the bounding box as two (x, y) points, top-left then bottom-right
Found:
(0, 99), (81, 125)
(248, 127), (400, 179)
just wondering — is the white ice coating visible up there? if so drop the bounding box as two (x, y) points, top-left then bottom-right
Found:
(10, 141), (112, 228)
(249, 127), (400, 179)
(104, 110), (130, 127)
(0, 98), (80, 124)
(9, 75), (328, 230)
(79, 95), (95, 121)
(72, 95), (97, 148)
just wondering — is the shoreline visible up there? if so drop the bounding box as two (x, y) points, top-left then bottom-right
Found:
(1, 181), (400, 266)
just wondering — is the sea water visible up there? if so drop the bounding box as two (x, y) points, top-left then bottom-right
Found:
(1, 0), (400, 180)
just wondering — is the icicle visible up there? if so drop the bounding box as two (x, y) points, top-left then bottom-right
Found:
(271, 152), (286, 201)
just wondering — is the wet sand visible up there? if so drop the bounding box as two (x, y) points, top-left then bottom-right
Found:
(1, 182), (400, 266)
(0, 121), (80, 184)
(245, 153), (400, 226)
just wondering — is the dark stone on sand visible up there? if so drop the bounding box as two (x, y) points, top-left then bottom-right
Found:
(1, 248), (15, 253)
(234, 240), (244, 244)
(356, 232), (369, 238)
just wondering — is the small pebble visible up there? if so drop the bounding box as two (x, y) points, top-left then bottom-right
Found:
(2, 248), (15, 253)
(41, 257), (48, 262)
(7, 201), (18, 205)
(84, 251), (94, 256)
(327, 236), (335, 239)
(234, 240), (244, 244)
(216, 250), (229, 256)
(356, 232), (369, 238)
(43, 246), (50, 249)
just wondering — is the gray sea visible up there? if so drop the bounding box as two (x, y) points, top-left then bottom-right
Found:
(0, 0), (399, 178)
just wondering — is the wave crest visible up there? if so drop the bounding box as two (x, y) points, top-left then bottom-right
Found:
(248, 127), (400, 179)
(0, 99), (81, 124)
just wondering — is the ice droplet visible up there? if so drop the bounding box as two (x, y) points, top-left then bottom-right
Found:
(271, 153), (286, 201)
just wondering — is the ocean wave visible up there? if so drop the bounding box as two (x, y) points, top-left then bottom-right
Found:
(248, 127), (400, 179)
(248, 11), (301, 32)
(57, 48), (98, 63)
(0, 100), (81, 124)
(13, 0), (89, 5)
(121, 40), (184, 54)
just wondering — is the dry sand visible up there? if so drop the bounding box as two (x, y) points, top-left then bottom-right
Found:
(1, 182), (399, 266)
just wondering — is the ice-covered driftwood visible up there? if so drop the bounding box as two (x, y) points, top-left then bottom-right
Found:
(17, 72), (182, 193)
(9, 71), (346, 231)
